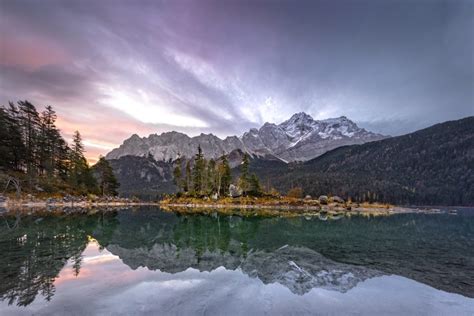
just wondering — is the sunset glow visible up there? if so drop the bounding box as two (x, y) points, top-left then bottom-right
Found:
(1, 1), (472, 163)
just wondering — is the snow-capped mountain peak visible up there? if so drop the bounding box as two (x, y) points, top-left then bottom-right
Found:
(106, 112), (387, 162)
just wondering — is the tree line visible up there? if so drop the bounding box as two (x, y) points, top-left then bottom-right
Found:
(0, 100), (119, 196)
(173, 146), (262, 197)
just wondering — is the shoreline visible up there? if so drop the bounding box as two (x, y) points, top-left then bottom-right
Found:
(0, 200), (160, 210)
(159, 202), (445, 215)
(0, 197), (449, 216)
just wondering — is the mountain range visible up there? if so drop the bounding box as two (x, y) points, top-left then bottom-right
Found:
(249, 116), (474, 205)
(106, 116), (474, 205)
(106, 113), (386, 162)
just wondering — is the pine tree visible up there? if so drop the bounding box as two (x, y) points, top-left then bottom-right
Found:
(249, 173), (262, 197)
(5, 102), (26, 171)
(185, 160), (192, 193)
(206, 159), (216, 194)
(217, 154), (232, 196)
(239, 153), (250, 195)
(93, 157), (119, 196)
(39, 105), (58, 177)
(18, 100), (41, 186)
(192, 145), (205, 195)
(0, 101), (104, 195)
(173, 156), (182, 189)
(0, 106), (24, 171)
(201, 159), (208, 193)
(69, 130), (97, 194)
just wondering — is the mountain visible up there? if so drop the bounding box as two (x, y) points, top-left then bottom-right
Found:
(107, 115), (473, 206)
(106, 113), (385, 162)
(107, 155), (175, 199)
(108, 149), (285, 199)
(253, 116), (474, 206)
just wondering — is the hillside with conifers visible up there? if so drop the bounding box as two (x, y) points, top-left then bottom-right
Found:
(0, 100), (119, 197)
(254, 117), (474, 206)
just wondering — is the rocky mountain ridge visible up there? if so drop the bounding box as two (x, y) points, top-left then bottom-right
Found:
(106, 112), (386, 162)
(252, 116), (474, 205)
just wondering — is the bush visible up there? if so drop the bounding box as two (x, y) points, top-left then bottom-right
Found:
(287, 187), (303, 199)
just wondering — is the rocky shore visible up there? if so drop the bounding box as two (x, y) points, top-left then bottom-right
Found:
(0, 194), (158, 211)
(160, 195), (443, 216)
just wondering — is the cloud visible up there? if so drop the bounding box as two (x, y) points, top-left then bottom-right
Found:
(0, 0), (472, 161)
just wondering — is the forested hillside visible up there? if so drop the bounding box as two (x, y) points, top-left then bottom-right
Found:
(107, 155), (175, 200)
(0, 100), (118, 196)
(257, 117), (474, 206)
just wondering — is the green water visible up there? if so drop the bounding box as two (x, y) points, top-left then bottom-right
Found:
(0, 207), (473, 315)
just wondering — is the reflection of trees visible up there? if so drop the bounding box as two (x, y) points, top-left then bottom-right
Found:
(1, 207), (473, 304)
(0, 211), (118, 306)
(96, 209), (474, 298)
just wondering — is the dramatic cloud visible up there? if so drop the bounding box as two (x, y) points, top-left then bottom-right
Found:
(1, 0), (473, 161)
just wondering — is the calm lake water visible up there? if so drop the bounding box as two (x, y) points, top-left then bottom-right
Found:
(0, 206), (473, 315)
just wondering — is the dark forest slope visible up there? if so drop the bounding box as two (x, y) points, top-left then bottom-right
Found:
(108, 155), (176, 199)
(260, 117), (474, 205)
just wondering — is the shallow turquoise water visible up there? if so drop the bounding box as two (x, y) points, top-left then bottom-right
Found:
(0, 207), (473, 315)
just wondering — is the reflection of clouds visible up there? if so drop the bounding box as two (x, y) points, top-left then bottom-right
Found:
(107, 242), (382, 295)
(1, 242), (473, 315)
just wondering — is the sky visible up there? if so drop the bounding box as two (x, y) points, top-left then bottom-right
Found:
(1, 0), (473, 163)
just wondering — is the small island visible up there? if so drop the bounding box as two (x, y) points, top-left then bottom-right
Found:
(160, 146), (427, 217)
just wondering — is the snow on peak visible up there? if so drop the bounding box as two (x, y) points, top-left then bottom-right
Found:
(280, 112), (314, 127)
(107, 112), (385, 162)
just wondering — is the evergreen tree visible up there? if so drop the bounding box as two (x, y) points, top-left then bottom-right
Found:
(93, 157), (119, 196)
(192, 145), (205, 194)
(217, 154), (232, 196)
(18, 101), (41, 185)
(185, 160), (192, 193)
(69, 131), (97, 194)
(239, 153), (250, 195)
(248, 173), (262, 197)
(206, 159), (216, 194)
(0, 101), (103, 195)
(173, 156), (182, 189)
(39, 106), (58, 177)
(201, 159), (208, 193)
(5, 102), (26, 171)
(54, 133), (70, 182)
(0, 106), (24, 171)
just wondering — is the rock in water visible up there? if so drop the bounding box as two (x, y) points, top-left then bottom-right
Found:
(319, 195), (328, 204)
(331, 196), (345, 204)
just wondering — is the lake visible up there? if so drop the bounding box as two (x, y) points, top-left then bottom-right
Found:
(0, 206), (473, 315)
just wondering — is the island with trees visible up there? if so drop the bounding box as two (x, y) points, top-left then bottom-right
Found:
(160, 146), (398, 217)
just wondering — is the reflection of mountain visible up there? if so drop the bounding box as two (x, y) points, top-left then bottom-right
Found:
(92, 208), (474, 298)
(108, 243), (381, 295)
(1, 207), (473, 307)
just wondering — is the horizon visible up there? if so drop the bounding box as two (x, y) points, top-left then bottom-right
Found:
(1, 0), (473, 163)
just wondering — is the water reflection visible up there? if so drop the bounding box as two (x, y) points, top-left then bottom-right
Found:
(0, 211), (118, 306)
(0, 207), (473, 311)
